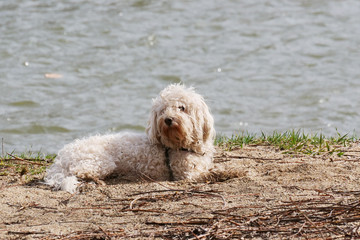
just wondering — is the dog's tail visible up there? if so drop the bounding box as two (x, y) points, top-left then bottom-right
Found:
(44, 162), (79, 194)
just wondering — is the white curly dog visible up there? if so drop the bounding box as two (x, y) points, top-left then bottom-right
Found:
(45, 84), (215, 193)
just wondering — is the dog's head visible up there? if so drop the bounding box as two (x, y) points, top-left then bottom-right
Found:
(146, 84), (215, 154)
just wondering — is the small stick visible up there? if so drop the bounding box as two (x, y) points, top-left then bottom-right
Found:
(98, 226), (111, 240)
(291, 222), (306, 237)
(126, 208), (167, 213)
(129, 196), (143, 209)
(6, 153), (44, 166)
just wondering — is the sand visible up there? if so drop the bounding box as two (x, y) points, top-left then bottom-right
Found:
(1, 143), (360, 239)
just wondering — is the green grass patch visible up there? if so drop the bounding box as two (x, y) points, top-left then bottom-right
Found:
(0, 151), (55, 183)
(216, 129), (358, 156)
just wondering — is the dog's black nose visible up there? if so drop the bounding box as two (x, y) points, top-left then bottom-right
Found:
(165, 118), (173, 126)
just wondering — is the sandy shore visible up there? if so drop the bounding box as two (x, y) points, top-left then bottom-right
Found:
(1, 143), (360, 239)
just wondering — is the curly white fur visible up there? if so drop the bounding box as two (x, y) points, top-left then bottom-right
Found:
(45, 84), (215, 193)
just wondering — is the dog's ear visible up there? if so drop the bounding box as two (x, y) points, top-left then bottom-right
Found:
(146, 98), (161, 144)
(201, 100), (216, 145)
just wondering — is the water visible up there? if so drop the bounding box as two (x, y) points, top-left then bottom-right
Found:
(1, 0), (360, 153)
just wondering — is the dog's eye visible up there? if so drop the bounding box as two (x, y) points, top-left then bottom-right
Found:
(178, 106), (185, 111)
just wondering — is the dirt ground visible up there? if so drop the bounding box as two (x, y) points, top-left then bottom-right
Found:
(1, 143), (360, 239)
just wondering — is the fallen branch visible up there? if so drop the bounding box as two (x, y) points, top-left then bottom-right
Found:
(129, 189), (227, 209)
(5, 153), (46, 166)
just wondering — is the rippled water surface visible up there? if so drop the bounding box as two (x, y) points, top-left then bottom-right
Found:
(1, 0), (360, 153)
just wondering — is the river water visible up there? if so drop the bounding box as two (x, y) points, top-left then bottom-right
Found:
(1, 0), (360, 153)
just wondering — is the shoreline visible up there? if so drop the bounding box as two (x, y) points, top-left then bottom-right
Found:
(1, 132), (360, 238)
